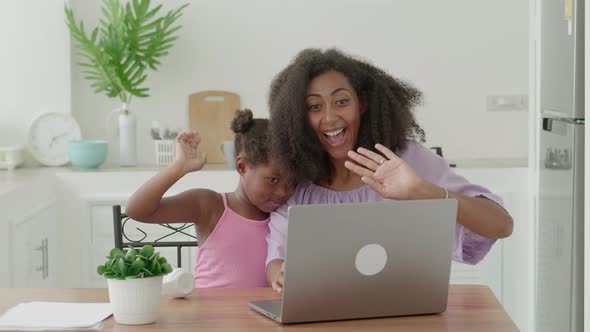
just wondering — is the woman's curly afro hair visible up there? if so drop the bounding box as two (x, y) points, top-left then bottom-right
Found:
(268, 48), (425, 184)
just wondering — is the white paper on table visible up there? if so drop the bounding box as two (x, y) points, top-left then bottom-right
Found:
(0, 302), (112, 331)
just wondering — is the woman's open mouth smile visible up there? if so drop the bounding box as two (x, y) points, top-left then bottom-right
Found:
(322, 127), (348, 148)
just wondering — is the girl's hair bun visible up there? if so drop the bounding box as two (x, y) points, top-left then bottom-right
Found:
(231, 109), (254, 134)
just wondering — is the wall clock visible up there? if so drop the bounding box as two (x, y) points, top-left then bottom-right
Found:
(28, 112), (82, 166)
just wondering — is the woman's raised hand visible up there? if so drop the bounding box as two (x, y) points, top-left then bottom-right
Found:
(174, 131), (207, 174)
(345, 144), (423, 200)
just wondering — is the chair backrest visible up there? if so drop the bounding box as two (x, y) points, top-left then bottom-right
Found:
(112, 205), (199, 268)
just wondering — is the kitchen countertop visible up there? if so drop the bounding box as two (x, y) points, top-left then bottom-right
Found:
(0, 159), (529, 192)
(448, 158), (528, 168)
(65, 163), (233, 172)
(0, 164), (232, 197)
(0, 156), (528, 177)
(0, 168), (53, 197)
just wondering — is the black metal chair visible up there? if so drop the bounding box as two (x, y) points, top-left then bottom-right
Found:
(112, 205), (198, 268)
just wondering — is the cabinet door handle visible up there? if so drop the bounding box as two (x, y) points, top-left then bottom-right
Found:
(34, 239), (48, 279)
(44, 238), (49, 279)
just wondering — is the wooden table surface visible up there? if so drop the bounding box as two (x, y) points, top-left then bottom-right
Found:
(0, 285), (518, 331)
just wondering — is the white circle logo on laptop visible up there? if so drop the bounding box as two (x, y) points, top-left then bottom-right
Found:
(355, 244), (388, 276)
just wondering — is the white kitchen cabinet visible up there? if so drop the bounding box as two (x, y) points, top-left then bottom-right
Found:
(0, 220), (11, 287)
(11, 203), (58, 288)
(1, 170), (58, 288)
(453, 169), (532, 332)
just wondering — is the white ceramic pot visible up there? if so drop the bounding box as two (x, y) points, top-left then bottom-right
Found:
(107, 276), (163, 325)
(118, 110), (137, 166)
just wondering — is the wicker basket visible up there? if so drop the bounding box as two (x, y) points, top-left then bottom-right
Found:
(154, 140), (175, 167)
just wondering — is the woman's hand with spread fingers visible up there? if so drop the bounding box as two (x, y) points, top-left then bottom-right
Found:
(345, 144), (424, 200)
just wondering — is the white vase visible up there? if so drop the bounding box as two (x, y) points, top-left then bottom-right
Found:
(107, 276), (163, 325)
(118, 111), (137, 166)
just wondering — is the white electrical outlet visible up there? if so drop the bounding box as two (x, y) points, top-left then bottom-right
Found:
(486, 95), (528, 112)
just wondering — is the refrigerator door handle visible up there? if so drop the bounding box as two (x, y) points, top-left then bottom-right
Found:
(542, 118), (553, 132)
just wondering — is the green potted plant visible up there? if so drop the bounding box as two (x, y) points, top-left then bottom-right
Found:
(97, 245), (173, 325)
(65, 0), (188, 166)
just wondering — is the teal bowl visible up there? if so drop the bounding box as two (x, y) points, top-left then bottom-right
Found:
(68, 140), (108, 170)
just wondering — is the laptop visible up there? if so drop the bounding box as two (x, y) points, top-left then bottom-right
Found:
(249, 199), (458, 324)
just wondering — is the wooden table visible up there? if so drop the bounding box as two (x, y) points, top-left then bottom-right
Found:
(0, 285), (518, 331)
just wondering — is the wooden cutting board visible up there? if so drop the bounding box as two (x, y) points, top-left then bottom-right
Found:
(188, 91), (240, 164)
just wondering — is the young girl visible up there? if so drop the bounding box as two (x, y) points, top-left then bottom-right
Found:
(125, 109), (294, 288)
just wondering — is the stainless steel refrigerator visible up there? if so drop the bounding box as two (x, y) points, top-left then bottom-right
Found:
(536, 0), (584, 331)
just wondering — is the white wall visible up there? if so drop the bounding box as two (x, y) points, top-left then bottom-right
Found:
(0, 0), (71, 166)
(68, 0), (530, 166)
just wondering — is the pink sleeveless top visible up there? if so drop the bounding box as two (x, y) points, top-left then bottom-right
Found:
(193, 193), (270, 288)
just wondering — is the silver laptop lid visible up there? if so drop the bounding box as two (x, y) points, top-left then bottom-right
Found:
(280, 199), (458, 323)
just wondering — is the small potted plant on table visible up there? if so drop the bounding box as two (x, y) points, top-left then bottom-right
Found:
(97, 245), (172, 325)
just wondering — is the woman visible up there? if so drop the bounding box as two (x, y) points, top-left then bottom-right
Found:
(265, 48), (513, 293)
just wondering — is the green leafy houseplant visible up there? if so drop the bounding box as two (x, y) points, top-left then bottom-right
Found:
(97, 245), (172, 279)
(65, 0), (188, 108)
